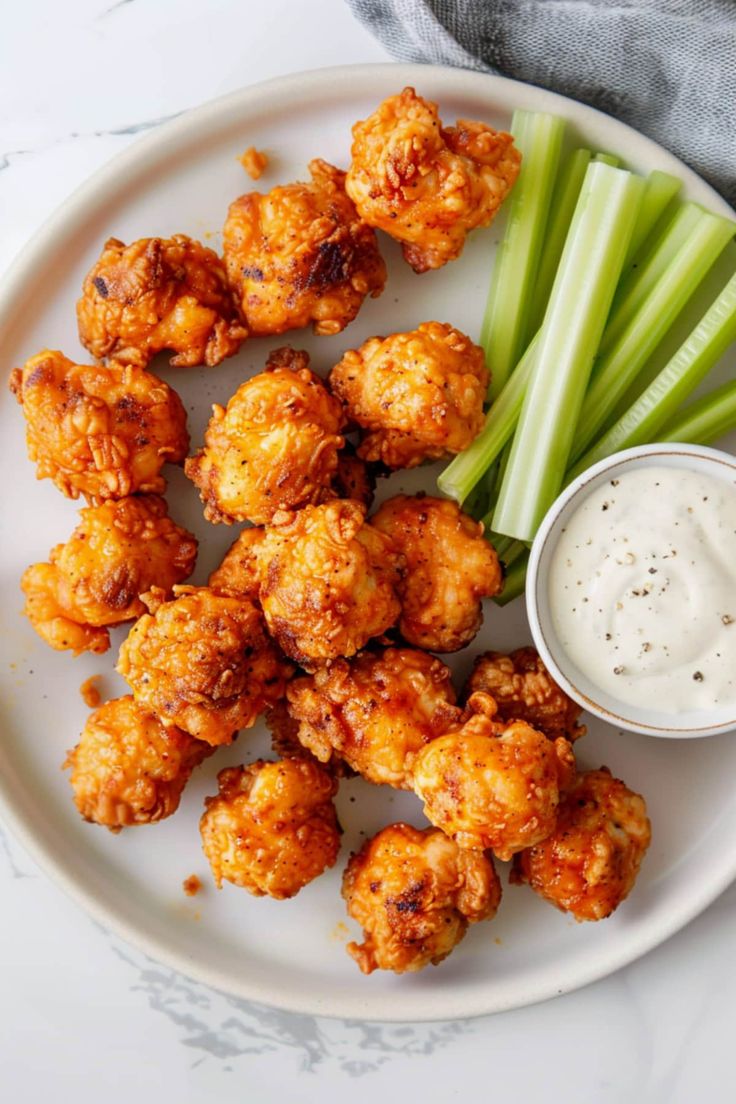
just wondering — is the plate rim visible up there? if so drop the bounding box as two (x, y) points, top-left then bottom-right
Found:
(1, 61), (735, 1023)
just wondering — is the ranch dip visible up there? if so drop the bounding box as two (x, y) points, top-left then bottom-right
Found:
(548, 465), (736, 714)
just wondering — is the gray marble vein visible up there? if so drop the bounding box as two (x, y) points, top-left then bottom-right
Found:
(0, 111), (183, 175)
(110, 940), (477, 1074)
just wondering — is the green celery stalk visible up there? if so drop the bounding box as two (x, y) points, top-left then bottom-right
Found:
(482, 110), (565, 399)
(598, 202), (704, 355)
(660, 379), (736, 444)
(594, 152), (621, 167)
(527, 149), (592, 334)
(491, 163), (644, 542)
(569, 270), (736, 476)
(624, 169), (682, 264)
(571, 207), (735, 459)
(495, 550), (530, 605)
(437, 335), (538, 503)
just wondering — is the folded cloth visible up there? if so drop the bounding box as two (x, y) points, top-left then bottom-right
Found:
(346, 0), (736, 206)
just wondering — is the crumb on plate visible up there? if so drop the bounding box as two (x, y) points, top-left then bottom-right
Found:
(182, 874), (202, 897)
(238, 146), (268, 179)
(80, 676), (102, 709)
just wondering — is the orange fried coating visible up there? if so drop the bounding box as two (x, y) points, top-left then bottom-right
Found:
(64, 695), (210, 831)
(117, 586), (290, 745)
(371, 495), (502, 652)
(466, 647), (586, 743)
(342, 823), (501, 974)
(9, 350), (189, 501)
(511, 768), (651, 921)
(328, 323), (488, 469)
(327, 444), (376, 510)
(346, 87), (521, 273)
(21, 495), (197, 656)
(185, 347), (345, 525)
(223, 158), (386, 337)
(411, 693), (576, 860)
(238, 146), (268, 180)
(77, 234), (247, 368)
(208, 526), (264, 600)
(200, 759), (341, 899)
(286, 647), (461, 789)
(253, 500), (403, 668)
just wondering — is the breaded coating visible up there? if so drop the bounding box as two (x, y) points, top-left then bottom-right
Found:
(200, 759), (340, 899)
(328, 444), (376, 510)
(346, 87), (521, 273)
(21, 495), (197, 655)
(371, 495), (502, 652)
(9, 350), (189, 501)
(223, 158), (386, 337)
(265, 700), (354, 777)
(186, 347), (345, 525)
(328, 323), (488, 469)
(117, 586), (290, 745)
(77, 234), (247, 368)
(64, 695), (210, 831)
(286, 647), (461, 789)
(253, 500), (403, 668)
(342, 823), (501, 974)
(411, 693), (576, 860)
(511, 768), (651, 921)
(208, 526), (264, 600)
(466, 647), (586, 743)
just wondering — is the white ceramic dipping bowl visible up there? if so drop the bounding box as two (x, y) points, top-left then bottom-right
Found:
(526, 443), (736, 739)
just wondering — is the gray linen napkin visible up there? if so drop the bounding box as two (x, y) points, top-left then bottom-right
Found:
(346, 0), (736, 206)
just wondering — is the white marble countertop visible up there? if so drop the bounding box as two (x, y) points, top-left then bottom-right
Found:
(1, 3), (734, 1100)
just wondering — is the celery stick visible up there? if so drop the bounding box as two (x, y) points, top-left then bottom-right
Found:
(527, 149), (592, 334)
(495, 551), (530, 605)
(482, 111), (565, 399)
(571, 208), (735, 459)
(569, 270), (736, 476)
(599, 203), (703, 355)
(594, 152), (620, 167)
(660, 379), (736, 444)
(624, 169), (682, 264)
(437, 335), (538, 502)
(491, 163), (644, 542)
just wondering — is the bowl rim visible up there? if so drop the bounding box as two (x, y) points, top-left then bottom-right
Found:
(526, 442), (736, 739)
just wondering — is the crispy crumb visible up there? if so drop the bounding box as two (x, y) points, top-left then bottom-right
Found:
(331, 921), (350, 942)
(80, 676), (102, 709)
(238, 146), (268, 180)
(182, 874), (202, 897)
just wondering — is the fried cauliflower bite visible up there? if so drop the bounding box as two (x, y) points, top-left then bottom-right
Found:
(371, 495), (502, 653)
(285, 647), (462, 789)
(466, 648), (586, 743)
(200, 759), (341, 899)
(117, 586), (291, 745)
(21, 496), (197, 656)
(342, 823), (501, 974)
(185, 347), (345, 525)
(328, 323), (488, 469)
(346, 87), (521, 273)
(208, 526), (264, 600)
(77, 234), (247, 368)
(64, 695), (210, 831)
(411, 693), (576, 860)
(327, 444), (376, 510)
(511, 768), (651, 921)
(9, 350), (189, 501)
(223, 158), (386, 337)
(253, 500), (403, 668)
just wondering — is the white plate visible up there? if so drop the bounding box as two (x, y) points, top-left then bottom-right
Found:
(1, 63), (735, 1023)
